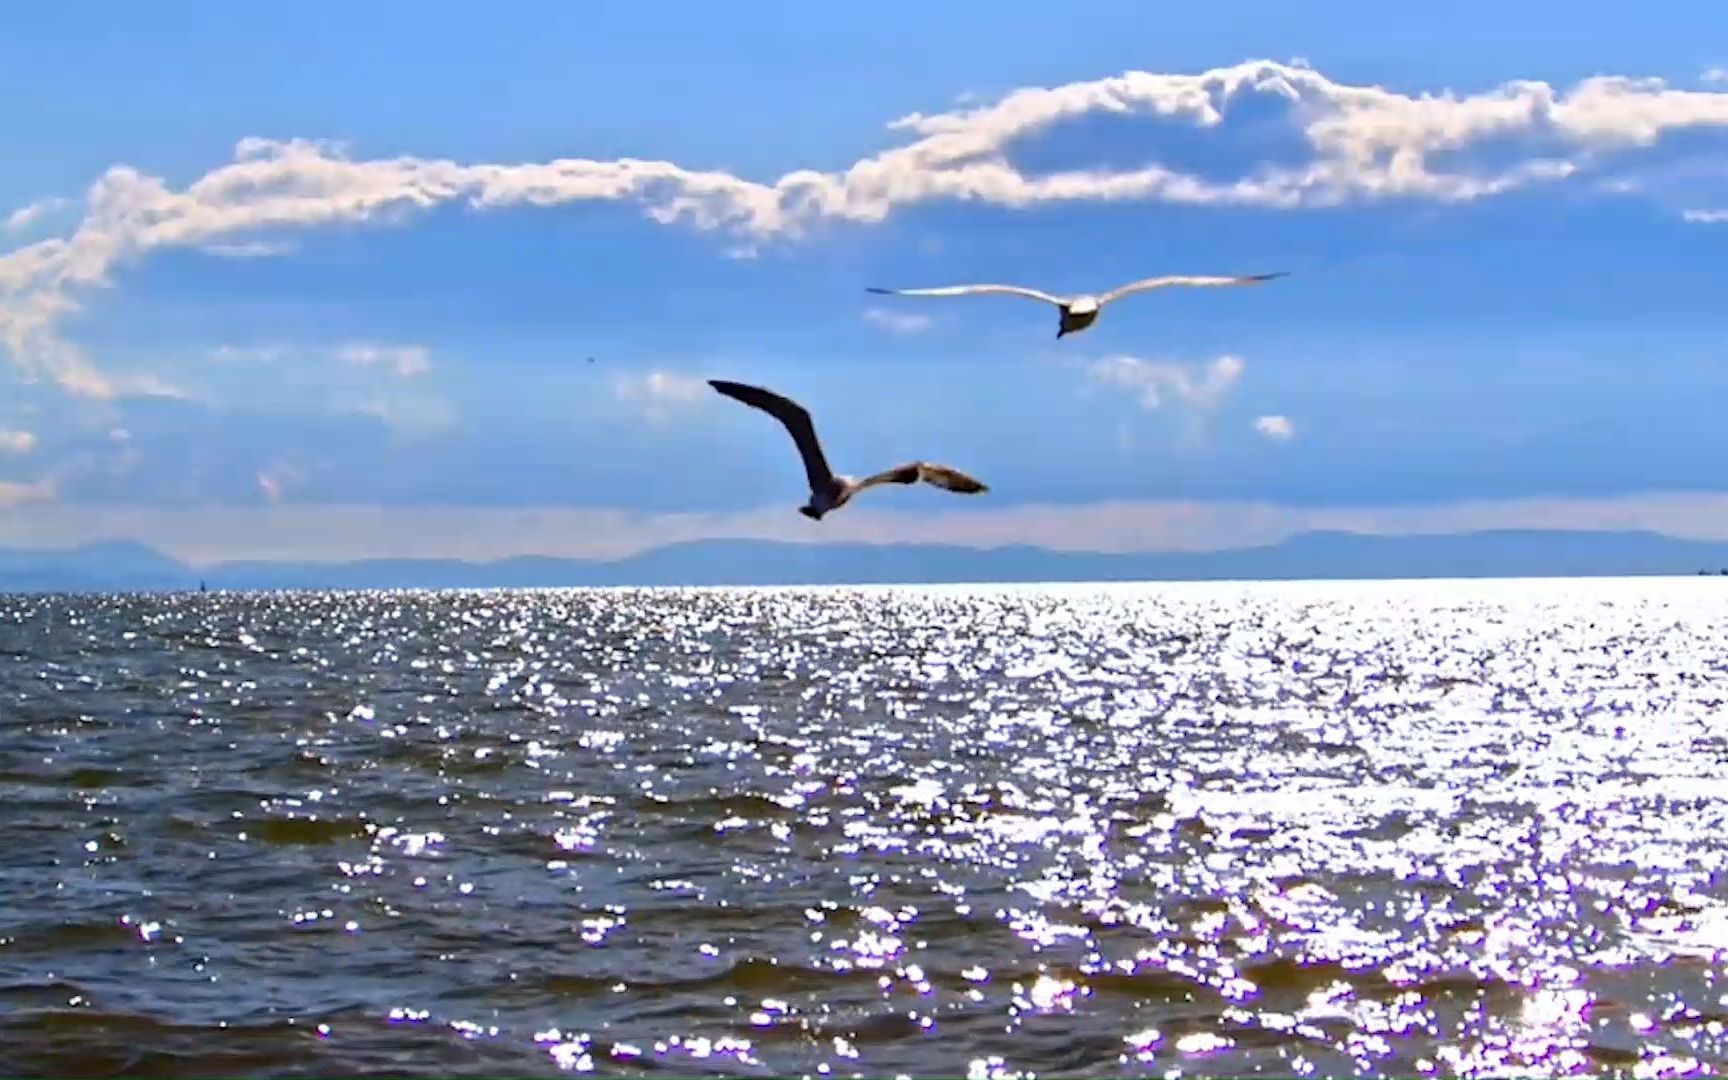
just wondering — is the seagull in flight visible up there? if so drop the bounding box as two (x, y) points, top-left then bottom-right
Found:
(708, 379), (988, 521)
(867, 271), (1289, 338)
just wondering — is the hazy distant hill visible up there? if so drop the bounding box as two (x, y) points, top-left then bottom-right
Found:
(4, 529), (1728, 593)
(0, 540), (196, 592)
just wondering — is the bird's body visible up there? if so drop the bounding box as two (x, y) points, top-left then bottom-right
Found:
(708, 379), (988, 520)
(866, 272), (1287, 337)
(1059, 295), (1102, 336)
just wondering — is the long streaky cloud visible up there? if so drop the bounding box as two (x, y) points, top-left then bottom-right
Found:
(6, 59), (1728, 398)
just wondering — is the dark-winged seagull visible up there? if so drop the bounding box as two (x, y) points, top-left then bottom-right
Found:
(866, 272), (1288, 338)
(708, 379), (988, 520)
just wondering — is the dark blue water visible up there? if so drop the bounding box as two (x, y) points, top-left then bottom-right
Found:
(2, 580), (1725, 1077)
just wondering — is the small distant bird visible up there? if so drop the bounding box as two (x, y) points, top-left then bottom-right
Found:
(708, 379), (988, 520)
(866, 272), (1288, 338)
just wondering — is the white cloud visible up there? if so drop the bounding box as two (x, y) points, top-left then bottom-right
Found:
(0, 429), (37, 454)
(1255, 414), (1296, 440)
(614, 369), (707, 403)
(19, 490), (1728, 565)
(0, 444), (139, 510)
(205, 339), (451, 436)
(1683, 208), (1728, 223)
(122, 373), (192, 400)
(210, 343), (291, 363)
(862, 307), (934, 335)
(211, 340), (431, 376)
(256, 470), (286, 504)
(0, 476), (54, 509)
(256, 459), (307, 504)
(352, 397), (457, 438)
(200, 239), (296, 258)
(3, 197), (69, 233)
(5, 59), (1728, 399)
(612, 369), (710, 425)
(1086, 354), (1245, 412)
(335, 342), (431, 378)
(1706, 68), (1728, 87)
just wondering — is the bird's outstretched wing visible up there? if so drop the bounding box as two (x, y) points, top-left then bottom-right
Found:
(856, 461), (989, 496)
(1097, 271), (1288, 307)
(914, 462), (989, 494)
(854, 463), (921, 492)
(708, 380), (835, 495)
(866, 284), (1065, 307)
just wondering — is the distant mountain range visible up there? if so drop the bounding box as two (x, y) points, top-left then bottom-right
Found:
(4, 530), (1728, 592)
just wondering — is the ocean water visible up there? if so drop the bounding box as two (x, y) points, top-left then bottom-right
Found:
(1, 578), (1726, 1078)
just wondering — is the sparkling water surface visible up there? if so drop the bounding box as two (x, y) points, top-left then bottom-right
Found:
(2, 578), (1726, 1077)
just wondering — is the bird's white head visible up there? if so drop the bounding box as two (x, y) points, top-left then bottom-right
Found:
(1068, 296), (1100, 314)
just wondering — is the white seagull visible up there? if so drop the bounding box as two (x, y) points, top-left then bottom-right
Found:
(867, 271), (1289, 338)
(709, 379), (989, 521)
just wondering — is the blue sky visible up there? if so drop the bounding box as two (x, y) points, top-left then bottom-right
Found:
(4, 2), (1728, 563)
